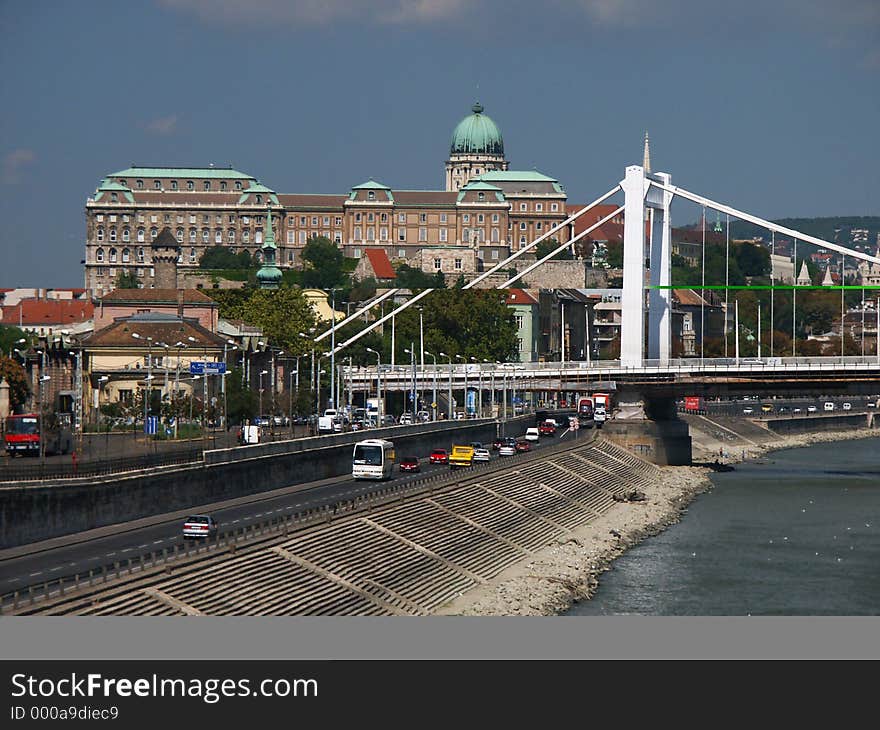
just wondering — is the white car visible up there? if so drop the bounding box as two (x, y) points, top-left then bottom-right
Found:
(499, 444), (516, 456)
(473, 448), (491, 462)
(399, 414), (414, 425)
(742, 407), (754, 415)
(807, 405), (817, 413)
(843, 402), (852, 410)
(524, 427), (540, 442)
(183, 515), (218, 540)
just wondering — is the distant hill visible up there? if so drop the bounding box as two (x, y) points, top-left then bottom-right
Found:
(726, 217), (880, 246)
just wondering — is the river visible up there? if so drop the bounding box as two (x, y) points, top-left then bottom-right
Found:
(567, 437), (880, 615)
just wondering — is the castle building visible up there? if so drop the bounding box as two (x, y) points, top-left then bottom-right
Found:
(83, 103), (569, 296)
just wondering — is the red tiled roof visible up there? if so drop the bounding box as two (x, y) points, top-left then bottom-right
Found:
(505, 288), (538, 306)
(86, 317), (226, 348)
(566, 204), (625, 242)
(0, 299), (94, 326)
(364, 249), (396, 280)
(99, 288), (216, 305)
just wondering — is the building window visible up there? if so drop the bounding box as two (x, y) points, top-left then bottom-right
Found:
(228, 229), (236, 243)
(322, 230), (330, 239)
(122, 227), (130, 242)
(311, 217), (318, 226)
(434, 258), (442, 271)
(520, 203), (527, 211)
(491, 228), (499, 242)
(255, 194), (262, 204)
(398, 213), (406, 224)
(176, 228), (184, 242)
(150, 227), (158, 240)
(366, 228), (375, 241)
(299, 231), (306, 244)
(137, 268), (144, 277)
(334, 231), (342, 243)
(419, 213), (427, 223)
(520, 236), (527, 245)
(439, 228), (447, 242)
(243, 230), (250, 243)
(478, 192), (485, 202)
(353, 248), (361, 258)
(235, 181), (242, 190)
(397, 249), (406, 258)
(171, 180), (178, 190)
(287, 250), (294, 263)
(323, 216), (330, 226)
(380, 227), (388, 241)
(96, 227), (105, 242)
(215, 214), (221, 224)
(187, 181), (194, 190)
(255, 229), (263, 244)
(440, 213), (447, 224)
(551, 203), (559, 212)
(96, 214), (104, 222)
(491, 249), (499, 259)
(536, 222), (542, 231)
(154, 180), (161, 190)
(463, 229), (470, 243)
(492, 213), (499, 223)
(220, 181), (227, 191)
(122, 248), (130, 263)
(109, 227), (117, 242)
(228, 214), (235, 224)
(137, 247), (144, 263)
(478, 214), (484, 223)
(520, 222), (527, 230)
(96, 248), (104, 263)
(419, 227), (427, 242)
(109, 248), (118, 263)
(368, 191), (375, 201)
(287, 231), (295, 244)
(202, 229), (209, 242)
(189, 228), (196, 243)
(215, 229), (222, 243)
(379, 213), (387, 223)
(242, 216), (250, 225)
(354, 226), (362, 240)
(201, 181), (209, 191)
(454, 258), (462, 270)
(190, 248), (197, 263)
(335, 216), (342, 226)
(515, 314), (524, 329)
(355, 213), (362, 223)
(136, 180), (144, 189)
(109, 267), (116, 277)
(536, 203), (543, 211)
(367, 213), (374, 223)
(151, 214), (158, 223)
(110, 193), (118, 203)
(463, 214), (470, 223)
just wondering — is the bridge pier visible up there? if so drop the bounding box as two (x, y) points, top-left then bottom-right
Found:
(602, 390), (692, 466)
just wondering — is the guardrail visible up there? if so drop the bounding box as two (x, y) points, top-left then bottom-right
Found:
(0, 429), (592, 615)
(0, 447), (205, 484)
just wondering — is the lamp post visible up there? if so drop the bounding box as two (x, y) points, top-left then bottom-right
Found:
(258, 369), (268, 421)
(329, 288), (338, 410)
(299, 331), (316, 414)
(440, 351), (453, 419)
(366, 347), (382, 423)
(315, 368), (326, 415)
(470, 357), (482, 418)
(131, 333), (153, 438)
(424, 350), (438, 421)
(455, 354), (467, 418)
(486, 360), (495, 416)
(288, 369), (298, 435)
(38, 374), (50, 468)
(404, 345), (416, 421)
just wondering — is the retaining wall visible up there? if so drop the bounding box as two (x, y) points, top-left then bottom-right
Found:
(762, 413), (874, 435)
(0, 416), (536, 549)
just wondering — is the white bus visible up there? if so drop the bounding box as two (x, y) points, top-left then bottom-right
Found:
(352, 439), (396, 480)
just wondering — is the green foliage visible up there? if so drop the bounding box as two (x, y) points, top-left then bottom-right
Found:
(199, 247), (254, 270)
(605, 240), (623, 268)
(733, 241), (770, 277)
(224, 367), (257, 424)
(301, 236), (346, 289)
(729, 216), (880, 244)
(394, 264), (445, 291)
(535, 238), (573, 261)
(0, 326), (30, 359)
(349, 277), (378, 302)
(0, 355), (29, 410)
(115, 270), (141, 289)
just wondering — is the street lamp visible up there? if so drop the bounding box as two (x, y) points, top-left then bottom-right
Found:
(38, 374), (50, 468)
(404, 346), (417, 421)
(366, 347), (382, 422)
(258, 369), (269, 420)
(131, 333), (153, 437)
(440, 351), (453, 419)
(424, 350), (438, 421)
(470, 357), (482, 418)
(288, 369), (298, 434)
(455, 354), (467, 418)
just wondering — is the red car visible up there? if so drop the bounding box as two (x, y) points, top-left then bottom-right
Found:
(429, 449), (448, 464)
(491, 438), (504, 451)
(539, 421), (557, 435)
(514, 440), (531, 453)
(399, 456), (421, 473)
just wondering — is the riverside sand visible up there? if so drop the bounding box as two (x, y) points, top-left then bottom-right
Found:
(436, 424), (879, 616)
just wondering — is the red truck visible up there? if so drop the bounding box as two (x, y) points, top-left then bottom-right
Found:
(4, 413), (73, 457)
(682, 396), (706, 414)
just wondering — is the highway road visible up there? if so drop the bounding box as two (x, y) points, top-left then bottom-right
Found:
(0, 428), (574, 597)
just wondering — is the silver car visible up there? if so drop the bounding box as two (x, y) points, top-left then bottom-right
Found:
(183, 515), (218, 540)
(473, 448), (491, 462)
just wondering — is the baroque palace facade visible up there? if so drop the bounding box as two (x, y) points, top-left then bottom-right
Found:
(84, 103), (570, 296)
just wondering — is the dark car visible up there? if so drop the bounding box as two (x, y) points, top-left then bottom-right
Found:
(399, 456), (421, 473)
(492, 438), (504, 451)
(429, 449), (448, 464)
(514, 439), (531, 453)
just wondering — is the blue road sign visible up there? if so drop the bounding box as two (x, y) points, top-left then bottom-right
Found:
(189, 361), (226, 375)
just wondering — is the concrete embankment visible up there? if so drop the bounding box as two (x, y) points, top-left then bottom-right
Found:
(440, 415), (880, 616)
(0, 416), (537, 549)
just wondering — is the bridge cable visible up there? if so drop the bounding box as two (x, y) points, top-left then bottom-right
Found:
(770, 230), (775, 357)
(841, 253), (846, 358)
(724, 212), (730, 357)
(793, 237), (797, 357)
(701, 205), (706, 362)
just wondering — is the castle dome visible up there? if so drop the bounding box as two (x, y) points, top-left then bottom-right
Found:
(450, 102), (504, 156)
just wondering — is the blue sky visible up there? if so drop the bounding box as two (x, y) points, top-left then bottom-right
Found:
(1, 0), (878, 287)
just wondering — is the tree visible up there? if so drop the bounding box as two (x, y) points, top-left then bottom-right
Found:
(224, 367), (257, 425)
(301, 236), (346, 289)
(605, 240), (623, 268)
(200, 246), (253, 270)
(0, 355), (29, 410)
(115, 270), (141, 289)
(394, 264), (445, 291)
(734, 241), (770, 277)
(239, 287), (319, 355)
(535, 238), (573, 261)
(0, 325), (29, 358)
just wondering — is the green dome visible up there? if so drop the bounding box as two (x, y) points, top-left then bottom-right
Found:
(450, 102), (504, 156)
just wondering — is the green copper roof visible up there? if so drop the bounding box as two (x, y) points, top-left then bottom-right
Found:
(457, 181), (506, 203)
(109, 166), (256, 180)
(475, 170), (557, 182)
(450, 102), (504, 156)
(94, 178), (134, 203)
(238, 183), (280, 205)
(349, 180), (393, 202)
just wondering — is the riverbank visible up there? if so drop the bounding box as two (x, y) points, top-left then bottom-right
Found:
(436, 422), (879, 616)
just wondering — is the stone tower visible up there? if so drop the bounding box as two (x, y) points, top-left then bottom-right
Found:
(151, 227), (180, 289)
